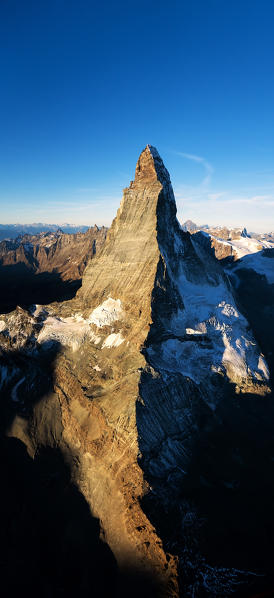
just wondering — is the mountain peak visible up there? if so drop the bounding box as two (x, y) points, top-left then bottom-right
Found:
(80, 144), (177, 321)
(133, 144), (171, 186)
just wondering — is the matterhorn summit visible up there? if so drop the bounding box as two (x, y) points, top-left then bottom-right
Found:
(0, 146), (273, 598)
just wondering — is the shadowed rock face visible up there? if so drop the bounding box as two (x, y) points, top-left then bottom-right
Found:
(225, 251), (274, 384)
(192, 231), (274, 384)
(1, 145), (274, 597)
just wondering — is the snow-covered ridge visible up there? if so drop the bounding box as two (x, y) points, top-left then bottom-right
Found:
(196, 230), (274, 285)
(147, 230), (270, 396)
(208, 234), (274, 285)
(216, 235), (274, 260)
(228, 250), (274, 285)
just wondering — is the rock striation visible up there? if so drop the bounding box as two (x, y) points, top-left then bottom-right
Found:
(1, 145), (274, 597)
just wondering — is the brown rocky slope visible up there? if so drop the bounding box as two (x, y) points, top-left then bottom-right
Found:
(0, 225), (107, 312)
(1, 146), (274, 597)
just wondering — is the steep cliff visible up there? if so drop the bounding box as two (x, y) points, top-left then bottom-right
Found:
(1, 146), (274, 597)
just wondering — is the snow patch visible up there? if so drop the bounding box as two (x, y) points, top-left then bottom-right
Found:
(186, 328), (204, 335)
(222, 334), (249, 380)
(0, 320), (6, 332)
(229, 251), (274, 285)
(37, 315), (101, 351)
(209, 235), (270, 260)
(218, 301), (239, 318)
(102, 332), (125, 349)
(31, 304), (46, 317)
(147, 234), (270, 393)
(258, 355), (269, 379)
(88, 298), (124, 328)
(11, 377), (25, 402)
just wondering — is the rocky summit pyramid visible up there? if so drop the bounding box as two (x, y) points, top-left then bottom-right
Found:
(79, 145), (177, 338)
(1, 145), (274, 598)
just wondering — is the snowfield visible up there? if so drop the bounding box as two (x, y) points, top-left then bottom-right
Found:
(102, 332), (125, 348)
(205, 233), (274, 284)
(217, 235), (273, 259)
(147, 230), (270, 395)
(37, 315), (102, 351)
(88, 297), (124, 327)
(229, 251), (274, 285)
(36, 297), (124, 352)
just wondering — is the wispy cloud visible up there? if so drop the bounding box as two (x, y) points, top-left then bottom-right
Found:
(167, 149), (274, 231)
(206, 194), (274, 206)
(174, 151), (214, 186)
(207, 192), (225, 201)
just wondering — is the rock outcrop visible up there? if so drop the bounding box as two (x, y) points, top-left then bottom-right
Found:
(0, 226), (107, 311)
(0, 226), (108, 278)
(1, 146), (274, 597)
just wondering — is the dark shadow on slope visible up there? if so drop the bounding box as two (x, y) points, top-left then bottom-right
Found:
(224, 250), (274, 385)
(137, 367), (274, 598)
(0, 340), (62, 435)
(138, 225), (274, 596)
(192, 233), (274, 384)
(0, 441), (117, 598)
(0, 262), (81, 313)
(0, 342), (117, 598)
(180, 390), (274, 585)
(192, 230), (235, 263)
(0, 342), (163, 597)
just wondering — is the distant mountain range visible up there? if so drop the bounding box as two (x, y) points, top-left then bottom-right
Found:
(181, 219), (274, 242)
(0, 226), (107, 312)
(0, 223), (90, 240)
(2, 220), (273, 244)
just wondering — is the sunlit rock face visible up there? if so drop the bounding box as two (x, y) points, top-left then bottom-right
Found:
(79, 145), (171, 343)
(1, 146), (274, 598)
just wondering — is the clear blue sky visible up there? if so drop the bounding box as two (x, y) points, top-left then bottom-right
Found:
(0, 0), (274, 231)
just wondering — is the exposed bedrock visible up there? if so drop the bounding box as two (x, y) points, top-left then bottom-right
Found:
(0, 226), (107, 312)
(1, 146), (274, 597)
